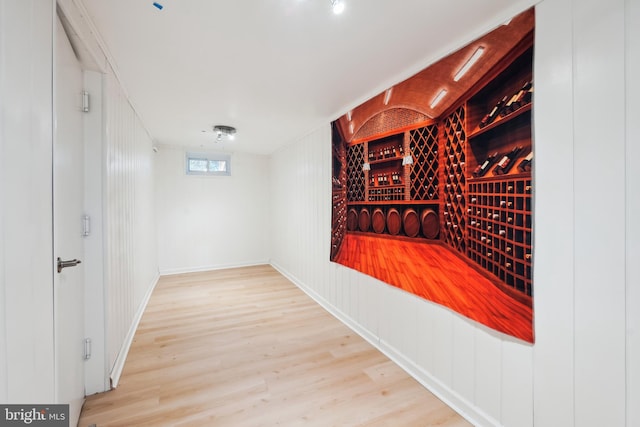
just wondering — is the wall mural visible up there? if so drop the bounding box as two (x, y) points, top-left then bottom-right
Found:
(330, 8), (535, 343)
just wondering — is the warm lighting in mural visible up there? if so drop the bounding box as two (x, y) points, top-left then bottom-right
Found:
(454, 46), (485, 81)
(383, 88), (393, 105)
(430, 89), (448, 108)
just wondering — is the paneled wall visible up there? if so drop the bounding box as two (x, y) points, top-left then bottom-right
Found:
(269, 1), (639, 425)
(155, 145), (270, 274)
(103, 69), (159, 385)
(0, 0), (55, 403)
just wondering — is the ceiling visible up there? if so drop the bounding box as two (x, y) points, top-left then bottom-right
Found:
(75, 0), (537, 155)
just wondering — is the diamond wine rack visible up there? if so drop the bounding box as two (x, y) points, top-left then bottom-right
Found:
(442, 106), (466, 254)
(346, 144), (365, 202)
(409, 125), (439, 201)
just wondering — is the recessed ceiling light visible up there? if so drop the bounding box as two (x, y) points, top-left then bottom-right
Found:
(454, 46), (485, 82)
(331, 0), (345, 14)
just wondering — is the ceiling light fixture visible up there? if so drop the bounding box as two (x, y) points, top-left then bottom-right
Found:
(213, 125), (236, 142)
(383, 88), (393, 105)
(430, 89), (448, 109)
(454, 46), (485, 82)
(331, 0), (345, 15)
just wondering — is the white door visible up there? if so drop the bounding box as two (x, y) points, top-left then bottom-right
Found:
(54, 17), (86, 425)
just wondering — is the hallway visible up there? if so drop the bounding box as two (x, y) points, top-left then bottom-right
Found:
(79, 266), (471, 426)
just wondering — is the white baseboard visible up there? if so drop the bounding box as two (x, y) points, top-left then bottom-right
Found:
(109, 272), (160, 388)
(159, 260), (270, 276)
(269, 261), (497, 427)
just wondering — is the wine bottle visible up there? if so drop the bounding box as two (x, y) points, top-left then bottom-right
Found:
(512, 81), (533, 110)
(493, 146), (523, 175)
(523, 84), (533, 105)
(472, 151), (499, 177)
(517, 151), (533, 172)
(479, 95), (508, 128)
(500, 92), (520, 117)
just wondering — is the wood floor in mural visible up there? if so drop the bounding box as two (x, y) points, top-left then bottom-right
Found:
(333, 234), (533, 342)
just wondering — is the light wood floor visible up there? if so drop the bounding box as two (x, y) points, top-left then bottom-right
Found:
(79, 265), (472, 427)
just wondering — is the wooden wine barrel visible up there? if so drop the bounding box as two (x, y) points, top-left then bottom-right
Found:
(371, 208), (385, 234)
(346, 208), (358, 231)
(402, 208), (420, 238)
(421, 209), (440, 239)
(358, 208), (370, 232)
(386, 208), (402, 235)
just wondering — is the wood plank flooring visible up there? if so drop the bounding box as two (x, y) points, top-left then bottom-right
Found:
(333, 234), (533, 342)
(79, 265), (471, 427)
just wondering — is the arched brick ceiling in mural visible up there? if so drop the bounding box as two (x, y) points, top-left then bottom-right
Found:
(337, 8), (534, 143)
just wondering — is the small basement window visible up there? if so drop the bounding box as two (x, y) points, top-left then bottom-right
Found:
(186, 152), (231, 176)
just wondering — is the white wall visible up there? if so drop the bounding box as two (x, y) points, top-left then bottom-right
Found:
(0, 0), (160, 400)
(155, 145), (270, 274)
(626, 0), (640, 423)
(533, 0), (636, 426)
(0, 0), (56, 403)
(268, 1), (639, 426)
(103, 68), (159, 386)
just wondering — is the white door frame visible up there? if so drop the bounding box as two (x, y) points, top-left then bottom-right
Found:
(83, 69), (108, 395)
(55, 1), (110, 396)
(53, 14), (86, 423)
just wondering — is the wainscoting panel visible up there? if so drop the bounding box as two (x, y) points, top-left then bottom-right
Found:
(103, 69), (159, 386)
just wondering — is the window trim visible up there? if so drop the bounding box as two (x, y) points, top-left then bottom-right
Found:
(185, 152), (231, 176)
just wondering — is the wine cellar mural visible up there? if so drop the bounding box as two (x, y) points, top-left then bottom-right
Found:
(330, 8), (535, 342)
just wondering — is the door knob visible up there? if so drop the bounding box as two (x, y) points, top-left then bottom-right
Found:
(57, 257), (82, 273)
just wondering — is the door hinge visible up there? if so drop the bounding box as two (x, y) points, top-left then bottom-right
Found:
(84, 338), (92, 360)
(82, 214), (91, 237)
(82, 91), (90, 113)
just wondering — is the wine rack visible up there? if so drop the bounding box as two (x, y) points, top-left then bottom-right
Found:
(346, 144), (365, 202)
(366, 134), (405, 203)
(441, 106), (466, 254)
(331, 124), (347, 259)
(467, 176), (532, 295)
(368, 186), (405, 202)
(409, 125), (439, 201)
(331, 190), (346, 258)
